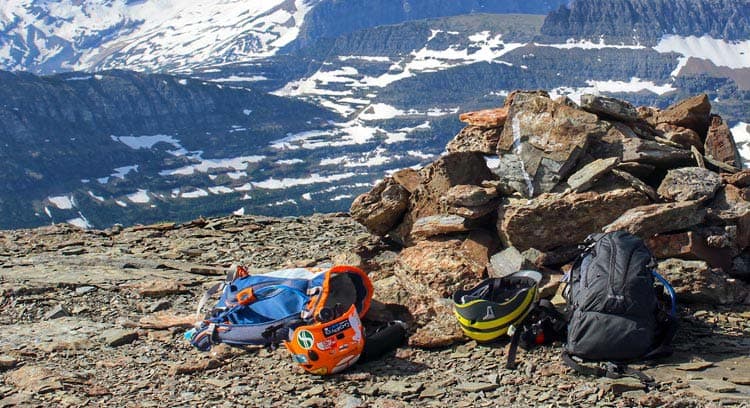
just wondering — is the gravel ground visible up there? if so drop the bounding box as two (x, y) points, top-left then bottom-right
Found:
(1, 214), (748, 407)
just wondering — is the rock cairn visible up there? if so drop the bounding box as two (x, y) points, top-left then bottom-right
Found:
(351, 90), (750, 347)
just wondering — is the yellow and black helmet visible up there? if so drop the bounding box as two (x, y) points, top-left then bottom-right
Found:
(452, 270), (542, 342)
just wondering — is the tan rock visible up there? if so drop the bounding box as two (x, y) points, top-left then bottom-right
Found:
(604, 200), (706, 239)
(498, 188), (648, 251)
(656, 94), (712, 136)
(705, 114), (742, 169)
(567, 157), (620, 192)
(6, 366), (64, 393)
(657, 167), (722, 202)
(646, 231), (733, 271)
(447, 126), (503, 154)
(442, 184), (498, 207)
(459, 107), (509, 128)
(397, 238), (485, 297)
(392, 168), (422, 193)
(124, 279), (189, 297)
(708, 185), (750, 250)
(620, 137), (694, 166)
(350, 177), (410, 236)
(656, 123), (703, 151)
(722, 170), (750, 188)
(410, 215), (471, 240)
(656, 259), (750, 305)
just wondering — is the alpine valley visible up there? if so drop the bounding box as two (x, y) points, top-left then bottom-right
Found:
(1, 0), (749, 229)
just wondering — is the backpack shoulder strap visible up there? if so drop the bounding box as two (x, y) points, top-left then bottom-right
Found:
(561, 351), (655, 385)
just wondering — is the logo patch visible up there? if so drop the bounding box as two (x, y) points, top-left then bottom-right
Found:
(297, 330), (314, 350)
(323, 319), (351, 337)
(483, 306), (495, 320)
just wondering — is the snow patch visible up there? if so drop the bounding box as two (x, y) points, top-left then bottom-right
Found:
(233, 207), (245, 216)
(161, 155), (265, 176)
(208, 186), (234, 194)
(654, 35), (750, 69)
(732, 122), (750, 168)
(253, 173), (357, 190)
(182, 189), (209, 198)
(48, 195), (74, 210)
(67, 212), (92, 229)
(127, 189), (150, 204)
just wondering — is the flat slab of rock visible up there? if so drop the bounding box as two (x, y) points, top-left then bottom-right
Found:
(497, 95), (610, 195)
(499, 188), (648, 251)
(657, 167), (722, 202)
(567, 157), (620, 192)
(442, 184), (498, 207)
(100, 329), (138, 348)
(604, 200), (706, 239)
(621, 137), (694, 166)
(459, 106), (508, 128)
(350, 177), (410, 236)
(580, 94), (638, 122)
(410, 215), (471, 239)
(447, 125), (503, 154)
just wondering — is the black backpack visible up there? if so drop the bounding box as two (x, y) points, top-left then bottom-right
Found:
(563, 231), (678, 382)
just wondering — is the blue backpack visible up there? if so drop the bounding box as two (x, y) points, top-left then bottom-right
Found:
(187, 265), (373, 351)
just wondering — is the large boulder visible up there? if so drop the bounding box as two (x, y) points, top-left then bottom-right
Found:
(655, 94), (712, 137)
(657, 167), (723, 202)
(497, 95), (610, 196)
(604, 200), (706, 239)
(580, 94), (638, 122)
(705, 115), (742, 169)
(498, 188), (649, 251)
(656, 259), (749, 305)
(447, 126), (503, 155)
(350, 177), (410, 236)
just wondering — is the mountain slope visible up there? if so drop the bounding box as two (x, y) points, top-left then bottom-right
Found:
(0, 0), (570, 75)
(0, 0), (317, 74)
(540, 0), (750, 45)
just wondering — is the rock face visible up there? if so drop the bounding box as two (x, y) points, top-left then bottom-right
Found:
(657, 167), (723, 202)
(498, 188), (648, 251)
(705, 115), (742, 169)
(497, 95), (610, 195)
(350, 177), (410, 236)
(605, 201), (706, 239)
